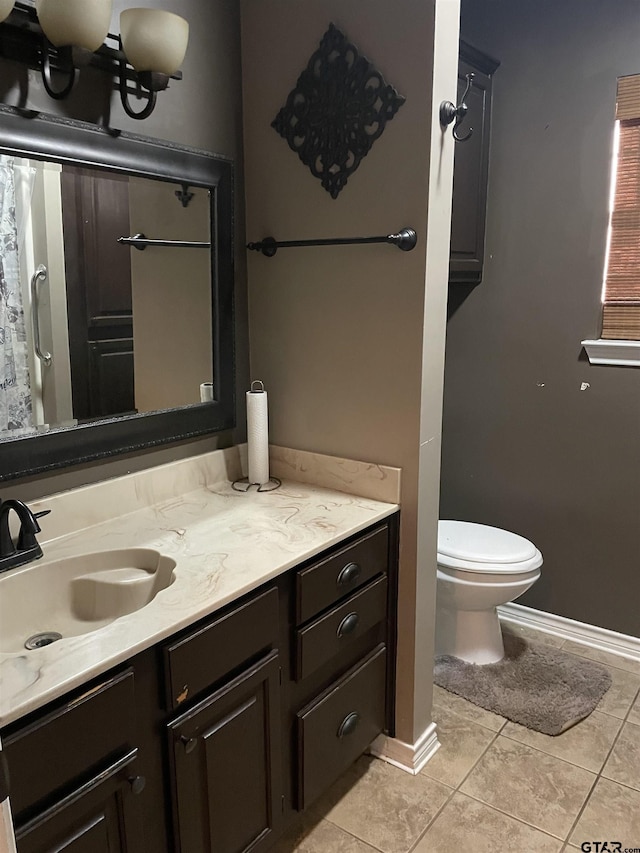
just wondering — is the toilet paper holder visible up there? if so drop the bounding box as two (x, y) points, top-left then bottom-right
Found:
(232, 379), (281, 493)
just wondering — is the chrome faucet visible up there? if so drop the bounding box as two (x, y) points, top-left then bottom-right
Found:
(0, 500), (50, 573)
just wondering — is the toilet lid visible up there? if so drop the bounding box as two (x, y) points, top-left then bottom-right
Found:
(438, 520), (538, 564)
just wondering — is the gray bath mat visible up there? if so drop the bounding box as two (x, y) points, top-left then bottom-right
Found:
(434, 632), (612, 735)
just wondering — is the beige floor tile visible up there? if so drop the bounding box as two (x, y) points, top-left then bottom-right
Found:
(570, 778), (640, 849)
(561, 641), (640, 676)
(602, 720), (640, 790)
(432, 684), (506, 733)
(596, 665), (640, 719)
(271, 818), (379, 853)
(322, 756), (451, 853)
(501, 622), (566, 648)
(628, 692), (640, 725)
(501, 710), (622, 773)
(421, 705), (496, 788)
(413, 792), (563, 853)
(460, 736), (595, 839)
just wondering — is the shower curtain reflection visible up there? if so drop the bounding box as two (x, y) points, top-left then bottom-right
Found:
(0, 155), (34, 432)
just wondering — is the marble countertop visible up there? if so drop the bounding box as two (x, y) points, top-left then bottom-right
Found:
(0, 477), (398, 728)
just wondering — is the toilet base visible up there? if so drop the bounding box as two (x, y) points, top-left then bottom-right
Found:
(436, 605), (505, 665)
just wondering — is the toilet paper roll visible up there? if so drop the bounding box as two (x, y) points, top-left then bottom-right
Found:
(200, 382), (214, 402)
(247, 381), (269, 485)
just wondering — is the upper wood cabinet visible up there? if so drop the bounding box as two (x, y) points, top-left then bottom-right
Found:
(449, 41), (500, 285)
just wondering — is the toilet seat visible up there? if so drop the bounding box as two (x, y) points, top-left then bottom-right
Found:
(437, 520), (543, 575)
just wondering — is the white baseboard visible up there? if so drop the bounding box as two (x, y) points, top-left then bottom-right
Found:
(498, 603), (640, 663)
(369, 722), (440, 775)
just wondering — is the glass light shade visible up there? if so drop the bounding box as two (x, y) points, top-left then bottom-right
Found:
(120, 9), (188, 76)
(0, 0), (14, 24)
(35, 0), (113, 51)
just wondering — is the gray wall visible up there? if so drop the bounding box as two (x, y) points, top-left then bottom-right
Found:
(0, 0), (248, 501)
(441, 0), (640, 637)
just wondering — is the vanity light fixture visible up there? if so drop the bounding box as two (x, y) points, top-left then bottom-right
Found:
(119, 8), (189, 120)
(0, 1), (188, 119)
(36, 0), (114, 99)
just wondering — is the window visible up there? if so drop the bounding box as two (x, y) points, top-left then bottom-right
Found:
(602, 74), (640, 340)
(582, 74), (640, 366)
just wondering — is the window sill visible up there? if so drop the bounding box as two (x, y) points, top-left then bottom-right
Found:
(581, 339), (640, 367)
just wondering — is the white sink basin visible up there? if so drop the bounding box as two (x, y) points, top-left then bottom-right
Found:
(0, 548), (176, 653)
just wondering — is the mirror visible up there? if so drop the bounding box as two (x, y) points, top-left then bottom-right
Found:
(5, 160), (213, 431)
(0, 106), (235, 480)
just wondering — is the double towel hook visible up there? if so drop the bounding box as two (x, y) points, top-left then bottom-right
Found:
(439, 72), (475, 142)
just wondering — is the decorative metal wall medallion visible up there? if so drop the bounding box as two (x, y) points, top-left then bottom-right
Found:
(272, 23), (406, 199)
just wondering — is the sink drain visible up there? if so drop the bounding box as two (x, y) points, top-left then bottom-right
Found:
(25, 632), (63, 650)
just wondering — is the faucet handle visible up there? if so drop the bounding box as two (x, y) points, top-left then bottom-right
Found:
(17, 508), (50, 551)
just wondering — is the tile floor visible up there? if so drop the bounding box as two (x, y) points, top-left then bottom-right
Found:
(274, 624), (640, 853)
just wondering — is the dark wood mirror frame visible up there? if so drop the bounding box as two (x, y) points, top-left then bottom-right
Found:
(0, 106), (235, 481)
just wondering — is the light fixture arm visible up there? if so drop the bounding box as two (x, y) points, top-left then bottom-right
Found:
(119, 84), (157, 120)
(40, 40), (75, 99)
(119, 67), (157, 120)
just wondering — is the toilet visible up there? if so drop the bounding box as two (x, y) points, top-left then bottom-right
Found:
(435, 520), (543, 665)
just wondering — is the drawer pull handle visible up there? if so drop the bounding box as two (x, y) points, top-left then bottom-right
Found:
(337, 562), (361, 587)
(337, 612), (360, 638)
(181, 736), (198, 754)
(128, 775), (146, 795)
(337, 712), (360, 739)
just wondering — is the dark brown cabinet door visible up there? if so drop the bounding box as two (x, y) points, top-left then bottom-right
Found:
(449, 42), (500, 284)
(168, 651), (282, 853)
(15, 752), (145, 853)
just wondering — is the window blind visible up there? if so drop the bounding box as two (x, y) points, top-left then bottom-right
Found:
(602, 75), (640, 340)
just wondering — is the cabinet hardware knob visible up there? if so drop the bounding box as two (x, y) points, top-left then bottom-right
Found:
(337, 612), (360, 638)
(128, 775), (146, 795)
(337, 562), (361, 587)
(180, 735), (198, 754)
(337, 712), (360, 739)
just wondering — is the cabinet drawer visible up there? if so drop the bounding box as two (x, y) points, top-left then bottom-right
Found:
(297, 645), (386, 810)
(296, 526), (389, 624)
(163, 585), (278, 710)
(295, 575), (387, 681)
(3, 669), (136, 823)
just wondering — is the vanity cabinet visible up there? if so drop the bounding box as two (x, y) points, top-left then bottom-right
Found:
(162, 586), (282, 853)
(288, 524), (394, 811)
(296, 644), (387, 810)
(13, 758), (144, 853)
(2, 669), (146, 853)
(449, 41), (500, 285)
(168, 652), (282, 853)
(1, 514), (399, 853)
